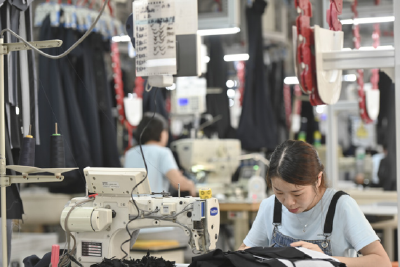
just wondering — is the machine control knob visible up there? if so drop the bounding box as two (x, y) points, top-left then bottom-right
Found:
(187, 211), (192, 218)
(112, 210), (117, 218)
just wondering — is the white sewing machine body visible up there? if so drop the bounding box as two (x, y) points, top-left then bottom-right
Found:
(171, 139), (241, 195)
(60, 167), (220, 267)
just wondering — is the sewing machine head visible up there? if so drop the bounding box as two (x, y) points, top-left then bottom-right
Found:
(60, 167), (220, 266)
(171, 138), (241, 184)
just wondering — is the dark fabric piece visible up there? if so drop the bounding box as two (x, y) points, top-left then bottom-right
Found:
(92, 34), (121, 167)
(43, 27), (91, 193)
(23, 249), (69, 267)
(237, 0), (278, 151)
(323, 191), (348, 234)
(245, 247), (311, 259)
(268, 60), (288, 144)
(90, 254), (176, 267)
(300, 101), (317, 145)
(273, 197), (282, 225)
(142, 82), (169, 120)
(9, 104), (21, 149)
(1, 117), (24, 219)
(36, 15), (82, 193)
(224, 251), (287, 267)
(376, 71), (396, 191)
(189, 247), (345, 267)
(25, 6), (40, 144)
(204, 36), (236, 139)
(9, 4), (19, 106)
(75, 33), (103, 167)
(1, 3), (22, 149)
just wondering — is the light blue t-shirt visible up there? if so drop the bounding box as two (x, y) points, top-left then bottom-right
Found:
(124, 145), (178, 193)
(243, 188), (379, 257)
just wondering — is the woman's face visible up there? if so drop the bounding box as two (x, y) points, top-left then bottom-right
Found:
(271, 177), (319, 214)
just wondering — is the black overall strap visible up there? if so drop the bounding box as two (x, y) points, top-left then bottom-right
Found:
(323, 191), (349, 235)
(273, 197), (282, 225)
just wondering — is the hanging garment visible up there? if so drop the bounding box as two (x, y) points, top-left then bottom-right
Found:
(25, 6), (40, 144)
(376, 71), (396, 191)
(237, 0), (278, 151)
(1, 2), (22, 150)
(1, 119), (24, 219)
(268, 59), (288, 144)
(36, 15), (84, 193)
(91, 33), (121, 167)
(142, 82), (169, 120)
(74, 33), (103, 167)
(44, 26), (93, 194)
(204, 36), (235, 139)
(188, 247), (345, 267)
(300, 100), (317, 144)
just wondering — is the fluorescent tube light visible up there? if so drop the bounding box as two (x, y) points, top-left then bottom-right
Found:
(340, 16), (394, 25)
(342, 45), (394, 51)
(343, 74), (357, 82)
(112, 35), (131, 42)
(197, 27), (241, 36)
(224, 53), (249, 62)
(284, 76), (299, 85)
(284, 74), (358, 84)
(359, 45), (394, 50)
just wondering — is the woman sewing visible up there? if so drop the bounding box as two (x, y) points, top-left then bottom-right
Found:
(238, 140), (391, 267)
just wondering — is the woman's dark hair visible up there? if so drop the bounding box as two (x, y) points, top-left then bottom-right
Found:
(267, 140), (327, 189)
(135, 112), (168, 144)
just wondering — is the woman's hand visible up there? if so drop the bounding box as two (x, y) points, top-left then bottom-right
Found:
(290, 241), (324, 254)
(237, 243), (251, 250)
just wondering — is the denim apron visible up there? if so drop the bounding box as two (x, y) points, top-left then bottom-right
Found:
(270, 191), (348, 256)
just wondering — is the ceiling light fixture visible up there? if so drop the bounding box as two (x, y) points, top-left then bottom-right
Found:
(224, 53), (249, 62)
(197, 27), (241, 36)
(340, 16), (394, 25)
(112, 35), (131, 42)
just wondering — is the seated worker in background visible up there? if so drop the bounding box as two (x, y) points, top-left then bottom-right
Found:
(124, 112), (197, 197)
(238, 140), (391, 267)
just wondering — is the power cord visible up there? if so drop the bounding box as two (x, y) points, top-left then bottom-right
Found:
(120, 86), (160, 259)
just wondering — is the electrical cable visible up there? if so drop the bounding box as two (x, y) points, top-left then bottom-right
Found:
(120, 87), (160, 259)
(0, 0), (110, 60)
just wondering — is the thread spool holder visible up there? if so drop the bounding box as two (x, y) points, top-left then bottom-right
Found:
(0, 37), (77, 267)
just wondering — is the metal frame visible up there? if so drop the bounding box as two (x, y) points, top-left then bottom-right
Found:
(393, 0), (400, 260)
(323, 0), (400, 259)
(0, 38), (67, 267)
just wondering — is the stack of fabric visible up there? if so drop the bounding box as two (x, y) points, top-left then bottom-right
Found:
(188, 247), (346, 267)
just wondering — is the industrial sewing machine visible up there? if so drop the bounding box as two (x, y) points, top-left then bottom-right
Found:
(171, 139), (241, 197)
(60, 167), (220, 267)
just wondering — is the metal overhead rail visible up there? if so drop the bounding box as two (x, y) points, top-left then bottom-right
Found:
(322, 48), (395, 70)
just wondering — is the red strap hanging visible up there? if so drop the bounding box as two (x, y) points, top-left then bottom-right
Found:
(295, 0), (315, 95)
(111, 42), (137, 149)
(352, 0), (376, 124)
(326, 0), (342, 31)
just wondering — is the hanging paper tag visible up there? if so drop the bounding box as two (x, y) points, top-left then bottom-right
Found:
(133, 0), (177, 76)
